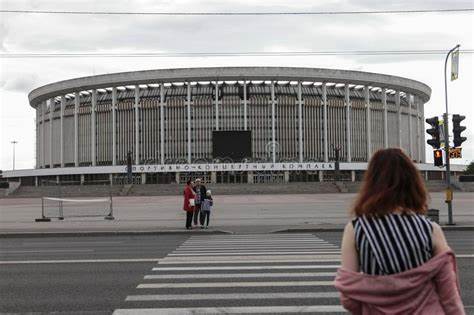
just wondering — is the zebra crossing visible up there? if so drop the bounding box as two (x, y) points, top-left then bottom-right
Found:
(113, 233), (347, 314)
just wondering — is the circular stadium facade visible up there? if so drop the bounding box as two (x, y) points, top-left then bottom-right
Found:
(8, 67), (445, 184)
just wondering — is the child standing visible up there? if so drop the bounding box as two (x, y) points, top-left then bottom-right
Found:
(200, 190), (213, 229)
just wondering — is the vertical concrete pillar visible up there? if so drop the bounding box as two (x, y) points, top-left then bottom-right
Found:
(345, 84), (351, 162)
(284, 171), (290, 183)
(160, 84), (165, 164)
(211, 171), (217, 184)
(382, 88), (388, 148)
(60, 96), (65, 167)
(271, 81), (276, 163)
(141, 173), (146, 185)
(365, 86), (371, 160)
(322, 83), (328, 162)
(91, 90), (97, 166)
(187, 82), (192, 163)
(109, 173), (113, 186)
(351, 170), (356, 182)
(243, 81), (248, 131)
(424, 171), (429, 181)
(74, 93), (79, 167)
(247, 171), (253, 184)
(56, 175), (60, 185)
(407, 93), (413, 158)
(396, 91), (402, 148)
(35, 176), (38, 187)
(298, 81), (303, 163)
(415, 96), (421, 162)
(175, 172), (180, 184)
(319, 171), (324, 182)
(134, 86), (140, 165)
(49, 99), (53, 168)
(80, 174), (85, 185)
(112, 87), (117, 166)
(214, 81), (219, 130)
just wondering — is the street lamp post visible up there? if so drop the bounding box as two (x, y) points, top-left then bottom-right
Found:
(443, 44), (460, 225)
(11, 140), (18, 170)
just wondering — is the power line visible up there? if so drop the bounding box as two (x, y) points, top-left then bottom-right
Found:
(0, 8), (473, 16)
(1, 50), (473, 58)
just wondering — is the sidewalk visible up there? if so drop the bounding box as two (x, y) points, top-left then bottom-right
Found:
(1, 193), (473, 236)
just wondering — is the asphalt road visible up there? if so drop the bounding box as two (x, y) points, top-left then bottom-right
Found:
(0, 231), (472, 314)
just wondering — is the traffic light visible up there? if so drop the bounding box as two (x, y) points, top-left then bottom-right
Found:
(434, 149), (443, 167)
(452, 114), (466, 147)
(425, 116), (441, 149)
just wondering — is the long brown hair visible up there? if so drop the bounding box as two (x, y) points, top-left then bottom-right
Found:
(352, 148), (428, 217)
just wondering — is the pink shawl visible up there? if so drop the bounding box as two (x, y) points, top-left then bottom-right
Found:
(334, 250), (465, 315)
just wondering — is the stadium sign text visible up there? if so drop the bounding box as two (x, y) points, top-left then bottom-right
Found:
(128, 163), (335, 173)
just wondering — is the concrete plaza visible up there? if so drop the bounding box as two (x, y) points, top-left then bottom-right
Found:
(0, 192), (473, 235)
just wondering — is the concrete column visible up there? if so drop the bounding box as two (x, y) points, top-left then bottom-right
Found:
(211, 171), (217, 184)
(40, 102), (45, 168)
(175, 172), (180, 184)
(407, 93), (413, 158)
(396, 91), (402, 148)
(284, 171), (290, 183)
(109, 173), (113, 186)
(424, 171), (429, 181)
(322, 83), (328, 162)
(298, 81), (303, 163)
(49, 99), (53, 168)
(134, 86), (140, 165)
(271, 81), (276, 163)
(214, 81), (219, 130)
(247, 171), (254, 184)
(160, 84), (165, 164)
(420, 102), (425, 163)
(345, 84), (351, 162)
(112, 87), (117, 166)
(319, 171), (324, 182)
(382, 88), (388, 148)
(56, 175), (60, 184)
(365, 86), (371, 159)
(351, 170), (356, 182)
(91, 90), (97, 166)
(243, 81), (248, 131)
(187, 82), (192, 163)
(80, 174), (85, 185)
(60, 96), (65, 167)
(415, 97), (421, 162)
(74, 93), (79, 167)
(141, 173), (146, 185)
(35, 176), (38, 187)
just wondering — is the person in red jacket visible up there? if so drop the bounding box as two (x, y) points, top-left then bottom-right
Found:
(335, 148), (465, 314)
(183, 179), (196, 229)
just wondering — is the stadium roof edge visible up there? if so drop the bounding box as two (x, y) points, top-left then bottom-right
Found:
(28, 67), (431, 107)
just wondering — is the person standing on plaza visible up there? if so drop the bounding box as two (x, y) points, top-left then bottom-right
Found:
(193, 178), (207, 226)
(183, 180), (195, 230)
(335, 148), (465, 314)
(200, 190), (213, 229)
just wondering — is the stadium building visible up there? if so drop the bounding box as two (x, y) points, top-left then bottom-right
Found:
(3, 67), (463, 186)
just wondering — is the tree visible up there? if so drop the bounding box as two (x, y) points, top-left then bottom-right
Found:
(465, 161), (474, 174)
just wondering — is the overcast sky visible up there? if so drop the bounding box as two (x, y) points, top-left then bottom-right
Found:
(0, 0), (473, 170)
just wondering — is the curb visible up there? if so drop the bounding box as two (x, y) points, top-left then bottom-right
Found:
(0, 229), (233, 238)
(273, 225), (474, 233)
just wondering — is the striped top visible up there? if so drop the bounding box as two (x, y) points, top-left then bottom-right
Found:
(352, 213), (433, 275)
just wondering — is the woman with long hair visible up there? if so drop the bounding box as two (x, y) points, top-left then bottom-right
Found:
(335, 148), (464, 314)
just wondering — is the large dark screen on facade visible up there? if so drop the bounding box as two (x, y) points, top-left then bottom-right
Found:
(212, 131), (252, 159)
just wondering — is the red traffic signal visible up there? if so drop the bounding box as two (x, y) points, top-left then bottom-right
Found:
(434, 149), (443, 167)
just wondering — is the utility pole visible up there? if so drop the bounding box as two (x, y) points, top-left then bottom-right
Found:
(443, 44), (460, 225)
(11, 140), (18, 170)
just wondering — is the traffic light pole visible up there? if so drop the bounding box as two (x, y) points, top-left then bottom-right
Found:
(443, 44), (459, 225)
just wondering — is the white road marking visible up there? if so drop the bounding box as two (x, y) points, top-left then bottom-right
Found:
(176, 245), (339, 250)
(152, 265), (340, 271)
(113, 305), (347, 314)
(144, 272), (336, 279)
(0, 258), (161, 264)
(1, 249), (94, 254)
(137, 280), (334, 289)
(169, 251), (340, 256)
(161, 254), (341, 261)
(158, 258), (341, 264)
(126, 291), (339, 301)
